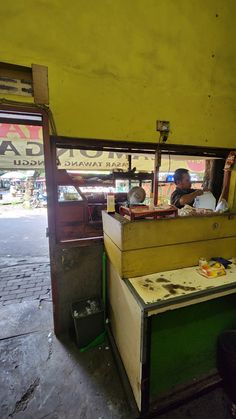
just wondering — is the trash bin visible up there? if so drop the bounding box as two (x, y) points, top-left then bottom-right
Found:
(72, 297), (104, 348)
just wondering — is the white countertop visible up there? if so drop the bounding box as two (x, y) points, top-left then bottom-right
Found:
(128, 262), (236, 306)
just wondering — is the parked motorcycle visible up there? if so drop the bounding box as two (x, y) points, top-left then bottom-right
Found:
(30, 190), (47, 208)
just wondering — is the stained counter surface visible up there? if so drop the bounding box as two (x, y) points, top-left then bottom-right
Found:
(127, 262), (236, 312)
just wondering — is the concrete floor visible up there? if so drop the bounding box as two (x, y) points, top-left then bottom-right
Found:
(0, 206), (49, 258)
(0, 301), (131, 419)
(0, 300), (232, 419)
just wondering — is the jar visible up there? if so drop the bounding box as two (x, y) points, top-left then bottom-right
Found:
(199, 257), (208, 268)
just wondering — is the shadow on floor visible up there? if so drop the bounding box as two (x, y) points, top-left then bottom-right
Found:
(0, 300), (232, 419)
(0, 300), (133, 419)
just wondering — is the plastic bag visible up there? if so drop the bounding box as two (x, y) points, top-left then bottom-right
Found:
(193, 191), (216, 211)
(215, 199), (229, 213)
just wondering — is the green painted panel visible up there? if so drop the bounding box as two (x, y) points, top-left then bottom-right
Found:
(150, 294), (236, 397)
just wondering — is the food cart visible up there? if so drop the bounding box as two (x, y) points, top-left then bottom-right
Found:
(41, 133), (236, 416)
(102, 158), (236, 415)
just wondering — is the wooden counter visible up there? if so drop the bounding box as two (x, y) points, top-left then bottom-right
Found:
(127, 263), (236, 314)
(102, 211), (236, 277)
(102, 211), (236, 416)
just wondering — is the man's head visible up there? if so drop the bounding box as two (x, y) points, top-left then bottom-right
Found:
(174, 168), (191, 190)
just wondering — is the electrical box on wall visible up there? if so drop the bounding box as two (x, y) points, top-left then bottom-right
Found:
(156, 120), (170, 133)
(156, 120), (170, 142)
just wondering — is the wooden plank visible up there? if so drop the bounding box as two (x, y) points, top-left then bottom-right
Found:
(56, 203), (85, 222)
(102, 211), (124, 249)
(122, 214), (236, 251)
(104, 234), (236, 279)
(228, 164), (236, 211)
(107, 327), (140, 416)
(51, 135), (230, 158)
(32, 64), (49, 105)
(122, 236), (236, 277)
(147, 287), (236, 317)
(108, 262), (142, 410)
(150, 371), (221, 416)
(104, 233), (122, 277)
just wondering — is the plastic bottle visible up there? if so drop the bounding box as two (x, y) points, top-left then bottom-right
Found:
(107, 193), (115, 213)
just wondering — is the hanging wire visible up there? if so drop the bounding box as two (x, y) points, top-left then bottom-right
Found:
(168, 153), (171, 173)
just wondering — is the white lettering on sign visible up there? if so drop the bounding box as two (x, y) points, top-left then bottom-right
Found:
(0, 123), (205, 172)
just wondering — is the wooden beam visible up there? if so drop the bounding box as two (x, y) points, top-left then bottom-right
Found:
(32, 64), (49, 105)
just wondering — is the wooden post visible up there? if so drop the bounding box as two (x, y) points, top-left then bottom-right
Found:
(219, 151), (236, 202)
(128, 154), (132, 189)
(153, 149), (161, 206)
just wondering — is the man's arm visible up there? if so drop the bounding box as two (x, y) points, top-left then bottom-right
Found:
(179, 190), (203, 206)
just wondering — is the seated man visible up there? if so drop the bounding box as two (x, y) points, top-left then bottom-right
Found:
(170, 168), (203, 209)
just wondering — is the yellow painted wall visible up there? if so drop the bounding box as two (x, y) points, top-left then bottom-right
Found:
(1, 0), (236, 147)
